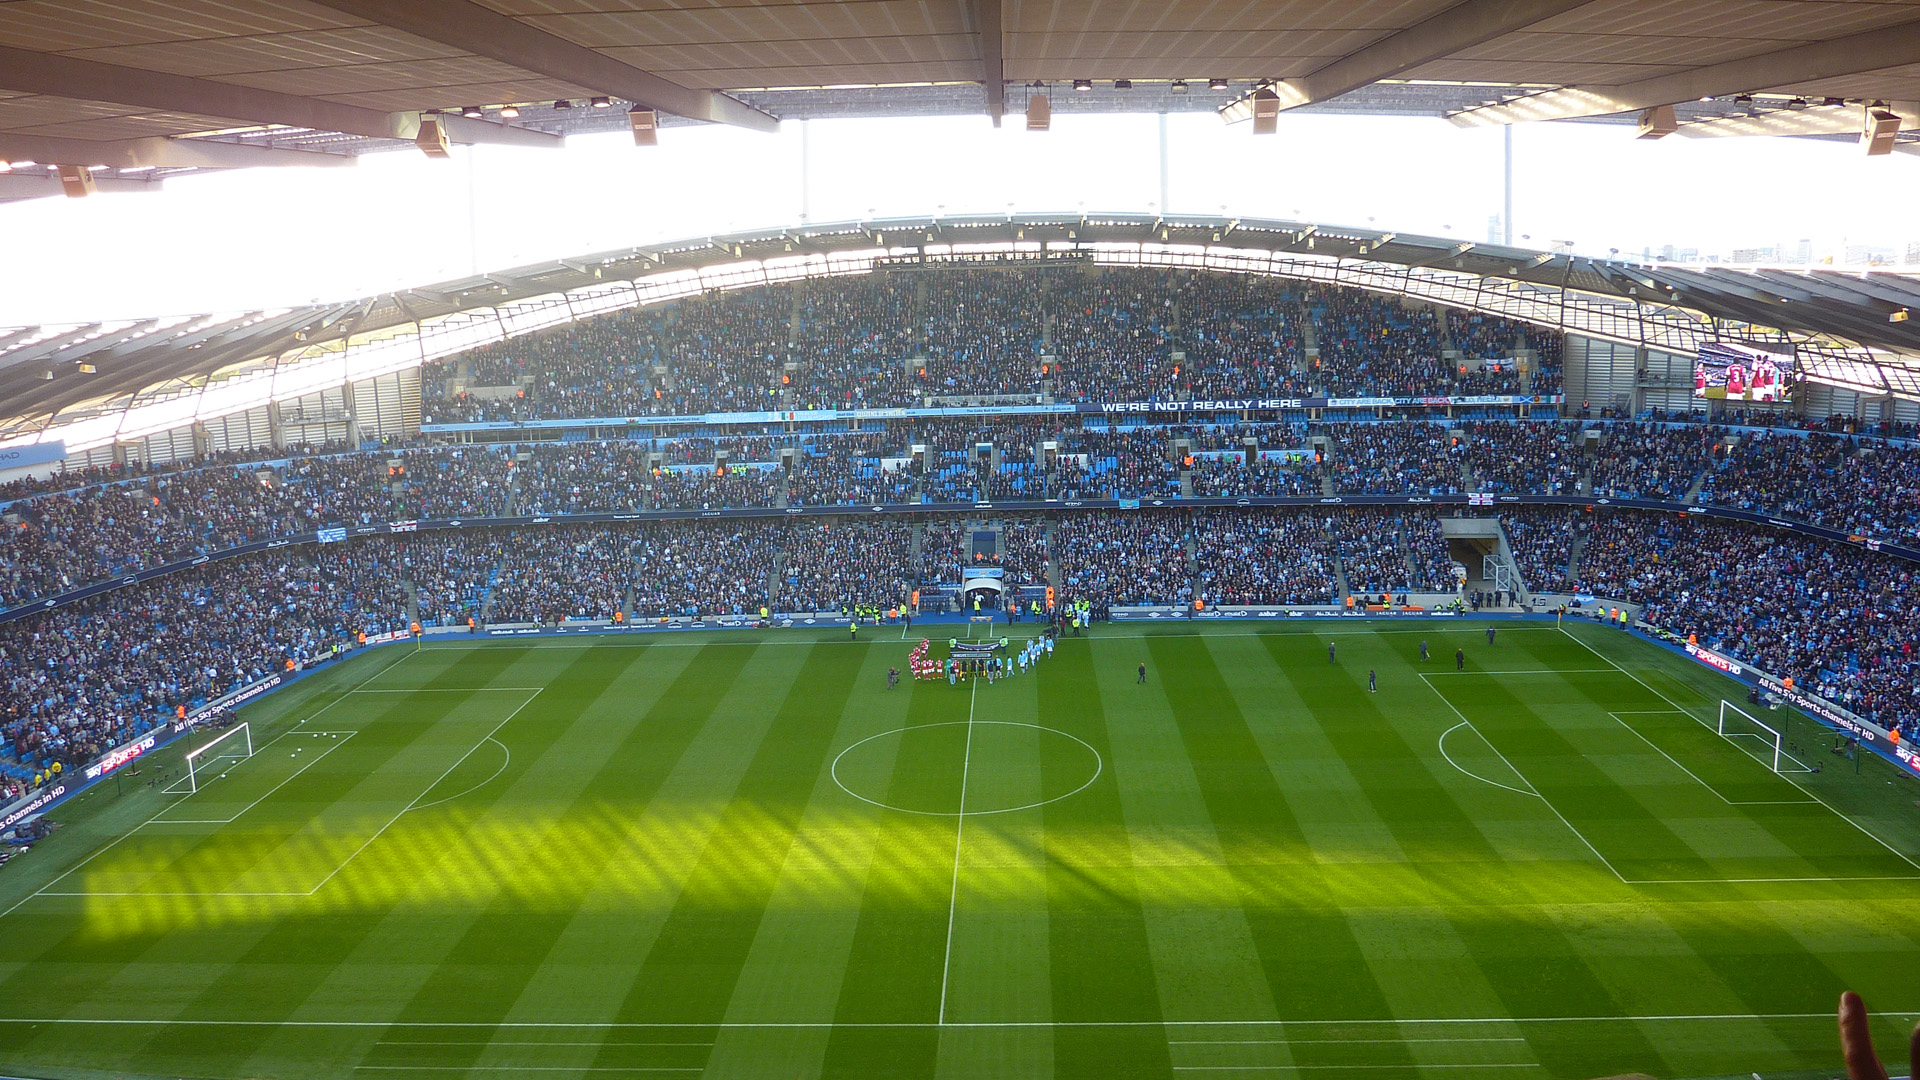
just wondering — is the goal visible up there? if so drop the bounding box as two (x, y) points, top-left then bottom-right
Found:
(1717, 700), (1813, 775)
(178, 722), (254, 793)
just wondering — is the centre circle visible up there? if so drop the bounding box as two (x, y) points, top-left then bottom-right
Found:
(831, 721), (1103, 816)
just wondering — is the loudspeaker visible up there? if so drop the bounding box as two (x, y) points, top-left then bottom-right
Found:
(1636, 104), (1677, 139)
(58, 165), (95, 198)
(1862, 109), (1900, 155)
(629, 108), (658, 146)
(416, 117), (451, 158)
(1252, 87), (1281, 135)
(1026, 93), (1050, 131)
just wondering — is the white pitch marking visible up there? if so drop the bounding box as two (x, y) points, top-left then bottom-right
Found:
(1168, 1037), (1527, 1045)
(1170, 1066), (1542, 1072)
(355, 1060), (698, 1068)
(373, 1041), (713, 1048)
(1605, 712), (1816, 807)
(1416, 672), (1627, 884)
(406, 737), (511, 813)
(349, 688), (549, 693)
(0, 646), (419, 922)
(1558, 627), (1920, 875)
(150, 731), (358, 824)
(0, 1011), (1892, 1028)
(1436, 722), (1539, 799)
(937, 677), (978, 1026)
(1423, 669), (1615, 676)
(300, 689), (542, 897)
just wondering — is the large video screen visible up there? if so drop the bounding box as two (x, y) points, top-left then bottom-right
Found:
(1694, 342), (1790, 402)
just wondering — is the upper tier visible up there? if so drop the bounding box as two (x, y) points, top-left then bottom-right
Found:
(421, 267), (1562, 422)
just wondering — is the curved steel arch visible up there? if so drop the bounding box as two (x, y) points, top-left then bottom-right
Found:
(8, 212), (1920, 447)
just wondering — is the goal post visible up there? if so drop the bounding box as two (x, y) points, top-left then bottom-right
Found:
(181, 722), (253, 793)
(1717, 700), (1811, 775)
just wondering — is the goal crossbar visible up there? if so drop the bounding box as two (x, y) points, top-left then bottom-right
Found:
(180, 722), (253, 793)
(1717, 700), (1813, 775)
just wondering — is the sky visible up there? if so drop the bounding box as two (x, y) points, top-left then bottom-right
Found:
(3, 109), (1919, 326)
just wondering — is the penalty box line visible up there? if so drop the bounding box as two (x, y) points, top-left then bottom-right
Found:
(0, 646), (424, 923)
(151, 730), (359, 820)
(1419, 674), (1920, 886)
(1558, 627), (1920, 878)
(291, 686), (542, 898)
(27, 687), (543, 905)
(1605, 711), (1817, 808)
(1415, 672), (1628, 883)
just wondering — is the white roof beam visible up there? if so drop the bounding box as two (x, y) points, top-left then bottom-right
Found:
(416, 112), (563, 149)
(0, 44), (401, 140)
(0, 133), (353, 170)
(1273, 0), (1596, 110)
(0, 171), (159, 200)
(970, 0), (1005, 126)
(1451, 18), (1920, 126)
(310, 0), (778, 132)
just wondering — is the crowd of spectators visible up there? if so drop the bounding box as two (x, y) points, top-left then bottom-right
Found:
(413, 269), (1565, 423)
(1188, 455), (1323, 497)
(1, 547), (396, 775)
(1170, 272), (1308, 401)
(1307, 286), (1452, 397)
(1699, 431), (1920, 539)
(485, 526), (633, 624)
(1499, 508), (1575, 593)
(1325, 423), (1464, 495)
(20, 414), (1920, 618)
(1588, 422), (1718, 501)
(1402, 514), (1456, 590)
(1193, 508), (1336, 606)
(917, 517), (1048, 586)
(629, 520), (779, 617)
(409, 531), (508, 627)
(1467, 421), (1583, 494)
(1054, 511), (1192, 606)
(777, 521), (913, 612)
(11, 494), (1920, 779)
(1328, 509), (1413, 595)
(1571, 509), (1920, 732)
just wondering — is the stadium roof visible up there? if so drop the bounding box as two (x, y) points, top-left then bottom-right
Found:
(6, 211), (1920, 447)
(5, 0), (1920, 198)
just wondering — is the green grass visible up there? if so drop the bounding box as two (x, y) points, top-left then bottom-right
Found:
(2, 621), (1919, 1080)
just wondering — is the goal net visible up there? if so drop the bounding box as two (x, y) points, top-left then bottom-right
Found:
(173, 722), (254, 794)
(1717, 700), (1813, 775)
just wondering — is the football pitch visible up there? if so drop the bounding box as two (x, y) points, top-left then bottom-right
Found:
(3, 621), (1919, 1080)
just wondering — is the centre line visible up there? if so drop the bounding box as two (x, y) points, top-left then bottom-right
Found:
(937, 676), (979, 1025)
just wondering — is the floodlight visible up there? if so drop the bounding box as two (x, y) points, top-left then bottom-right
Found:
(591, 96), (612, 108)
(1170, 80), (1188, 93)
(1114, 79), (1131, 89)
(461, 105), (483, 118)
(554, 99), (574, 109)
(1208, 77), (1228, 91)
(1072, 79), (1091, 91)
(499, 105), (520, 118)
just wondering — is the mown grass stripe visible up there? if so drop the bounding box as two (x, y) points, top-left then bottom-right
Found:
(813, 650), (971, 1078)
(1258, 633), (1684, 1078)
(1041, 635), (1170, 1080)
(361, 644), (677, 1073)
(234, 642), (730, 1077)
(18, 647), (535, 1079)
(603, 642), (864, 1030)
(1147, 634), (1412, 1075)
